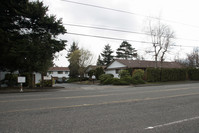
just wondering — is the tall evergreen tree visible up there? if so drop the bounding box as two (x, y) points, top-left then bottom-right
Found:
(100, 44), (114, 65)
(0, 0), (66, 87)
(116, 41), (137, 59)
(0, 0), (66, 73)
(67, 42), (79, 58)
(96, 55), (104, 66)
(67, 42), (79, 78)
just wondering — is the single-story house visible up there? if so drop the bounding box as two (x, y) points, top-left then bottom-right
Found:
(47, 67), (70, 82)
(105, 59), (183, 78)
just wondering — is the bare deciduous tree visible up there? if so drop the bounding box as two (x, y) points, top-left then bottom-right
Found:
(78, 48), (94, 77)
(187, 48), (199, 67)
(147, 19), (175, 68)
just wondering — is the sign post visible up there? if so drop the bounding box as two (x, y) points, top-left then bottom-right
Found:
(18, 76), (26, 92)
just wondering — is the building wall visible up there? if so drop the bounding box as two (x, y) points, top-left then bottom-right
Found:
(34, 72), (42, 84)
(105, 61), (127, 78)
(48, 71), (69, 78)
(107, 61), (126, 69)
(105, 70), (119, 78)
(0, 71), (9, 81)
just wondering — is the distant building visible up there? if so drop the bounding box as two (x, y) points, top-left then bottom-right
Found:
(47, 67), (70, 81)
(105, 59), (183, 78)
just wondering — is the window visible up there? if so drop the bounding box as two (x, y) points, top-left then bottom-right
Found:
(58, 71), (63, 74)
(65, 71), (68, 74)
(116, 69), (120, 74)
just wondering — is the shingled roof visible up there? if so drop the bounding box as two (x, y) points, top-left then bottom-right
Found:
(48, 67), (69, 71)
(106, 59), (183, 69)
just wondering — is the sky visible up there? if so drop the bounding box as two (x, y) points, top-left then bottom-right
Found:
(38, 0), (199, 67)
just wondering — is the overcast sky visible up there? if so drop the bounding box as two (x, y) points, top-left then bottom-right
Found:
(38, 0), (199, 67)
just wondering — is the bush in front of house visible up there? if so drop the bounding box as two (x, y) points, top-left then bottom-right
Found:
(66, 78), (79, 83)
(132, 69), (145, 84)
(119, 70), (131, 78)
(42, 80), (52, 87)
(99, 74), (114, 85)
(112, 77), (131, 85)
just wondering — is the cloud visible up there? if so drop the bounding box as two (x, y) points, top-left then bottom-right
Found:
(38, 0), (199, 66)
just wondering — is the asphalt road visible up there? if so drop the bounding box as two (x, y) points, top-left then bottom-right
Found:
(0, 83), (199, 133)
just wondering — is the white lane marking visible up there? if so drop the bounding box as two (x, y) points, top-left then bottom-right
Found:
(145, 116), (199, 130)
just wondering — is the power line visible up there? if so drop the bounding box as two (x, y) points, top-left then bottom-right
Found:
(64, 23), (199, 42)
(67, 32), (198, 48)
(67, 32), (152, 43)
(172, 44), (199, 48)
(64, 23), (150, 35)
(61, 0), (199, 29)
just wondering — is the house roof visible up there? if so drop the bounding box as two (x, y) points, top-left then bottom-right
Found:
(48, 67), (69, 71)
(106, 59), (183, 69)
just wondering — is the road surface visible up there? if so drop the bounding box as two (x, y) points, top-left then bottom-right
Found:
(0, 83), (199, 133)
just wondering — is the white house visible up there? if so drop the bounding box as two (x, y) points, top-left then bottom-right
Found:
(47, 67), (70, 79)
(105, 59), (183, 78)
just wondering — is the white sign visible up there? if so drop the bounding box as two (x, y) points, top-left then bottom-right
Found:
(92, 75), (96, 79)
(18, 76), (26, 83)
(44, 76), (51, 80)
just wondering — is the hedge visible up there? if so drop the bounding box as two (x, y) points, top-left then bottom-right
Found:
(188, 68), (199, 80)
(146, 68), (199, 82)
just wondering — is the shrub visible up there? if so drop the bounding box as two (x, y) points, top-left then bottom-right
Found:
(42, 80), (52, 87)
(103, 78), (113, 85)
(132, 76), (145, 84)
(112, 78), (120, 85)
(131, 69), (145, 84)
(112, 78), (129, 85)
(66, 78), (79, 83)
(36, 83), (41, 87)
(99, 74), (114, 85)
(119, 70), (130, 78)
(132, 69), (144, 78)
(121, 76), (132, 84)
(132, 75), (145, 84)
